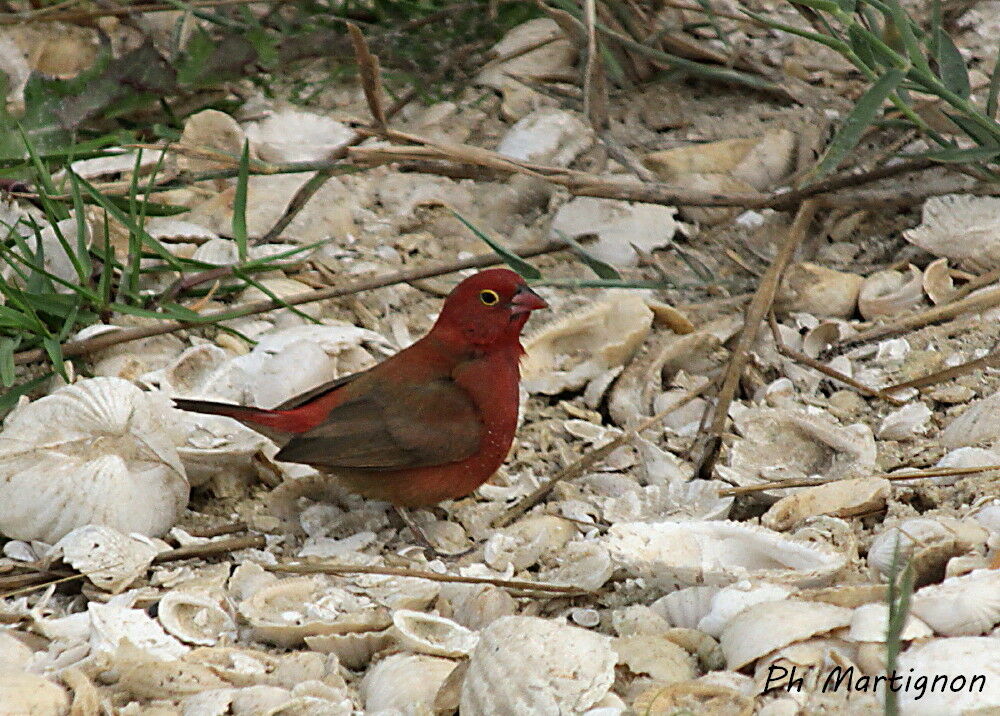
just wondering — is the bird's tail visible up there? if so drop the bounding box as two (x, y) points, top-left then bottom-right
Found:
(172, 397), (304, 441)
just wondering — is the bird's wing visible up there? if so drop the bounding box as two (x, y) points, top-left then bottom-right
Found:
(272, 369), (370, 411)
(273, 377), (482, 469)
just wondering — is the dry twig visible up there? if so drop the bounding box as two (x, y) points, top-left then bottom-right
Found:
(719, 464), (1000, 496)
(692, 200), (819, 479)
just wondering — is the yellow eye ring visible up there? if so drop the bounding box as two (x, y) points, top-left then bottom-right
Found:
(479, 289), (500, 306)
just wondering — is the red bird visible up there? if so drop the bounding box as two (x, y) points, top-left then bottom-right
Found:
(174, 268), (547, 508)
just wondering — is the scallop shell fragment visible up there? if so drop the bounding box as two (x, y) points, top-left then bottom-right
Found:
(848, 602), (932, 642)
(761, 477), (890, 532)
(361, 653), (458, 714)
(605, 520), (847, 588)
(521, 291), (652, 395)
(390, 609), (478, 657)
(890, 637), (1000, 714)
(460, 616), (615, 715)
(719, 600), (853, 669)
(858, 266), (924, 319)
(903, 193), (1000, 270)
(717, 406), (876, 495)
(0, 670), (70, 714)
(48, 524), (161, 593)
(0, 377), (189, 542)
(867, 517), (988, 578)
(777, 262), (862, 318)
(909, 568), (1000, 636)
(158, 589), (237, 646)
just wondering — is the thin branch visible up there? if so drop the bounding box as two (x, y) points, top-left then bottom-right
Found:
(885, 347), (1000, 392)
(266, 562), (590, 595)
(767, 312), (905, 405)
(692, 200), (819, 479)
(12, 240), (569, 367)
(719, 464), (1000, 496)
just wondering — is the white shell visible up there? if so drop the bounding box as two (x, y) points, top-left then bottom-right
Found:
(521, 292), (652, 395)
(650, 586), (720, 630)
(496, 108), (592, 167)
(441, 584), (518, 630)
(922, 257), (959, 304)
(89, 602), (189, 660)
(390, 609), (479, 657)
(867, 517), (988, 577)
(361, 653), (457, 714)
(697, 582), (794, 638)
(0, 377), (189, 542)
(857, 266), (924, 319)
(778, 263), (862, 318)
(49, 524), (161, 593)
(238, 577), (390, 648)
(940, 388), (1000, 447)
(891, 637), (1000, 714)
(244, 107), (355, 163)
(935, 448), (1000, 485)
(604, 520), (847, 588)
(847, 602), (933, 642)
(761, 477), (890, 531)
(614, 634), (697, 684)
(483, 515), (576, 571)
(717, 407), (876, 494)
(0, 670), (70, 714)
(904, 193), (1000, 270)
(719, 600), (852, 669)
(550, 197), (683, 267)
(460, 616), (616, 715)
(910, 569), (1000, 636)
(877, 402), (932, 440)
(158, 590), (237, 646)
(304, 629), (392, 670)
(536, 540), (615, 591)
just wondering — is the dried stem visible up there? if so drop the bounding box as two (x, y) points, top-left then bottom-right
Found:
(266, 562), (589, 595)
(767, 312), (905, 405)
(719, 464), (1000, 496)
(692, 200), (819, 479)
(494, 375), (719, 528)
(12, 240), (569, 367)
(151, 534), (265, 563)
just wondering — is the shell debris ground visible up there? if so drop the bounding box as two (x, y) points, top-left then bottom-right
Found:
(4, 12), (1000, 715)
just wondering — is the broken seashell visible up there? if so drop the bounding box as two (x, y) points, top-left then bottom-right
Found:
(632, 677), (754, 716)
(460, 616), (616, 715)
(877, 402), (932, 440)
(614, 634), (697, 685)
(158, 590), (237, 646)
(778, 263), (862, 318)
(89, 602), (189, 660)
(536, 540), (614, 591)
(244, 106), (355, 163)
(390, 609), (478, 657)
(939, 388), (1000, 448)
(909, 568), (1000, 636)
(904, 194), (1000, 270)
(605, 520), (847, 589)
(719, 600), (853, 669)
(48, 524), (161, 593)
(239, 577), (391, 648)
(857, 266), (924, 319)
(761, 478), (890, 532)
(496, 108), (592, 166)
(890, 637), (1000, 714)
(867, 517), (988, 579)
(847, 602), (933, 642)
(696, 582), (794, 638)
(361, 653), (458, 713)
(521, 291), (652, 394)
(0, 670), (70, 714)
(305, 629), (392, 670)
(441, 583), (518, 631)
(483, 514), (576, 572)
(0, 377), (189, 542)
(550, 197), (684, 267)
(717, 406), (877, 496)
(650, 586), (720, 630)
(922, 257), (959, 304)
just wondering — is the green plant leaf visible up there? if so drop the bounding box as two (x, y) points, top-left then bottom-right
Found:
(790, 0), (842, 13)
(987, 39), (1000, 118)
(553, 230), (620, 279)
(0, 372), (52, 416)
(450, 210), (542, 280)
(233, 140), (250, 262)
(0, 336), (15, 387)
(911, 145), (1000, 162)
(814, 68), (906, 178)
(42, 335), (68, 380)
(934, 25), (971, 99)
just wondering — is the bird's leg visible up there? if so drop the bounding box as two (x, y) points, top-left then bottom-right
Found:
(394, 506), (438, 554)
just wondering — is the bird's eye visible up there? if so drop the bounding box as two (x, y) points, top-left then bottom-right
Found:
(479, 289), (500, 306)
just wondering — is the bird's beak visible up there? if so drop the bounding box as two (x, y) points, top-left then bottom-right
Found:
(510, 285), (547, 316)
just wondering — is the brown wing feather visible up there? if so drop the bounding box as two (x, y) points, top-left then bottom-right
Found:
(273, 377), (482, 469)
(272, 369), (369, 411)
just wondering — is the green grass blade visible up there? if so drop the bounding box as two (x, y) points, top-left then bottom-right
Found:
(987, 39), (1000, 118)
(450, 210), (542, 280)
(233, 140), (250, 262)
(934, 23), (971, 99)
(0, 372), (52, 415)
(0, 336), (15, 387)
(42, 335), (68, 380)
(17, 124), (68, 220)
(814, 68), (906, 178)
(910, 145), (1000, 162)
(553, 230), (620, 279)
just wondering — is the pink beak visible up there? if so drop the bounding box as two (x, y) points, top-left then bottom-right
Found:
(510, 285), (547, 316)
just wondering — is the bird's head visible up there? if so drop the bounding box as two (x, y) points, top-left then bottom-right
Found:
(431, 268), (547, 349)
